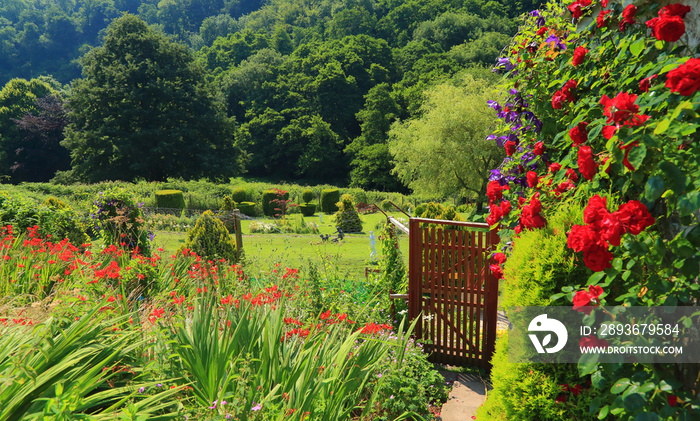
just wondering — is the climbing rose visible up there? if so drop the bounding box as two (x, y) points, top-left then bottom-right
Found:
(597, 9), (611, 28)
(646, 15), (685, 42)
(665, 58), (700, 96)
(549, 162), (562, 173)
(569, 121), (589, 145)
(572, 47), (588, 66)
(487, 204), (504, 226)
(615, 201), (655, 235)
(489, 264), (503, 279)
(526, 171), (539, 188)
(566, 224), (600, 252)
(533, 141), (545, 155)
(583, 195), (609, 226)
(639, 74), (657, 92)
(566, 168), (579, 182)
(504, 140), (517, 156)
(599, 213), (624, 247)
(500, 199), (512, 215)
(577, 146), (597, 181)
(568, 0), (592, 19)
(551, 90), (566, 109)
(659, 3), (691, 18)
(620, 4), (637, 30)
(600, 92), (639, 124)
(520, 195), (546, 229)
(486, 180), (503, 203)
(583, 244), (614, 272)
(602, 125), (618, 139)
(492, 252), (507, 264)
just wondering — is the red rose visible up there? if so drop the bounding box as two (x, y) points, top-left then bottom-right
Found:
(583, 244), (613, 272)
(620, 4), (637, 30)
(533, 141), (545, 155)
(486, 180), (503, 203)
(554, 180), (575, 195)
(602, 125), (618, 139)
(500, 199), (512, 215)
(569, 121), (589, 145)
(563, 79), (578, 93)
(584, 195), (609, 225)
(567, 224), (599, 252)
(639, 74), (657, 92)
(665, 58), (700, 96)
(620, 140), (639, 171)
(487, 204), (503, 226)
(659, 3), (691, 18)
(489, 264), (503, 279)
(492, 252), (507, 264)
(599, 213), (623, 246)
(504, 140), (517, 156)
(551, 90), (566, 109)
(520, 196), (546, 229)
(568, 0), (592, 19)
(588, 285), (603, 298)
(566, 168), (579, 182)
(615, 200), (655, 235)
(600, 92), (639, 124)
(597, 9), (611, 28)
(577, 145), (597, 181)
(601, 0), (609, 7)
(668, 394), (678, 407)
(573, 289), (592, 307)
(646, 15), (686, 42)
(572, 46), (589, 66)
(549, 162), (562, 173)
(526, 171), (539, 188)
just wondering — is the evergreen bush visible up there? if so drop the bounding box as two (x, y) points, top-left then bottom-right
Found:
(237, 202), (256, 216)
(230, 187), (249, 203)
(299, 203), (316, 216)
(155, 190), (186, 209)
(182, 210), (238, 262)
(218, 195), (238, 233)
(301, 189), (315, 204)
(334, 194), (363, 233)
(320, 189), (340, 214)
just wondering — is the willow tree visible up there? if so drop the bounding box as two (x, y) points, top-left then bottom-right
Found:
(388, 75), (502, 205)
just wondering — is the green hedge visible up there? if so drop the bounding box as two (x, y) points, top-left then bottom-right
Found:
(320, 189), (340, 214)
(237, 202), (256, 217)
(230, 187), (249, 203)
(299, 203), (316, 216)
(155, 190), (185, 209)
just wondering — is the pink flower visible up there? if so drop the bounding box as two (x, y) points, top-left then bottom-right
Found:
(251, 403), (262, 411)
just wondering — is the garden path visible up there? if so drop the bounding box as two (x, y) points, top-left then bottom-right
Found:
(437, 369), (488, 421)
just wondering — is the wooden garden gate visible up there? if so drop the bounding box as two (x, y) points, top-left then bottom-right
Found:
(407, 218), (499, 369)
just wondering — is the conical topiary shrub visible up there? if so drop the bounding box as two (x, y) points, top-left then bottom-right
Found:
(334, 194), (363, 233)
(182, 210), (238, 262)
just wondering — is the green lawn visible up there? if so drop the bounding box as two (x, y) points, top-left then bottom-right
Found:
(152, 211), (410, 280)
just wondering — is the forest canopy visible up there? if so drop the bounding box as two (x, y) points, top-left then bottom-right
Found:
(0, 0), (543, 199)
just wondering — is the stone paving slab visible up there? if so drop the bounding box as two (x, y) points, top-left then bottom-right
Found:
(436, 369), (491, 421)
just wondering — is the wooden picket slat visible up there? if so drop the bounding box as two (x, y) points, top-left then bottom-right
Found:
(407, 217), (499, 369)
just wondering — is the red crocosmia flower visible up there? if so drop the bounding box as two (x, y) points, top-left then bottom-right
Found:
(597, 9), (611, 28)
(360, 322), (392, 334)
(320, 310), (332, 320)
(549, 162), (562, 173)
(572, 46), (589, 66)
(646, 15), (686, 42)
(536, 26), (548, 36)
(486, 180), (503, 204)
(668, 394), (678, 407)
(583, 244), (614, 272)
(619, 4), (638, 31)
(569, 121), (589, 145)
(600, 92), (640, 124)
(526, 171), (539, 188)
(504, 140), (517, 156)
(639, 74), (657, 92)
(665, 58), (700, 96)
(489, 264), (503, 279)
(615, 200), (655, 235)
(577, 146), (597, 181)
(493, 252), (507, 264)
(533, 141), (545, 155)
(659, 3), (691, 18)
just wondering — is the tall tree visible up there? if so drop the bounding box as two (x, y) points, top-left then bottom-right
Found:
(63, 14), (241, 182)
(388, 75), (502, 203)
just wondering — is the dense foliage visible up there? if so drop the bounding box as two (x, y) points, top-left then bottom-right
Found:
(0, 0), (545, 195)
(480, 0), (700, 419)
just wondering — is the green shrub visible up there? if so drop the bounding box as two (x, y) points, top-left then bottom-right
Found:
(477, 332), (602, 421)
(230, 187), (249, 203)
(380, 199), (393, 211)
(43, 196), (69, 209)
(155, 190), (186, 209)
(320, 189), (340, 214)
(182, 210), (238, 262)
(237, 202), (256, 216)
(299, 203), (316, 216)
(417, 202), (463, 221)
(334, 194), (363, 233)
(93, 188), (151, 255)
(500, 202), (588, 310)
(262, 189), (289, 217)
(220, 196), (237, 212)
(301, 189), (315, 204)
(413, 202), (427, 217)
